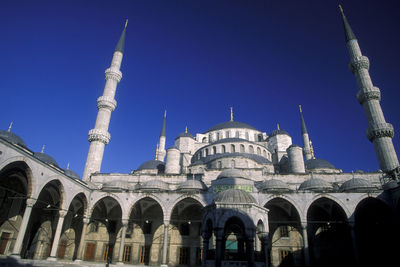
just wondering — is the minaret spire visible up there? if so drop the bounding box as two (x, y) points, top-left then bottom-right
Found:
(230, 107), (233, 122)
(339, 7), (399, 180)
(83, 21), (127, 181)
(7, 122), (13, 132)
(299, 105), (312, 160)
(156, 111), (167, 161)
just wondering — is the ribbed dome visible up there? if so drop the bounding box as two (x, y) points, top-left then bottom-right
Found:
(340, 178), (375, 192)
(214, 189), (257, 204)
(137, 160), (165, 172)
(140, 180), (169, 191)
(64, 169), (80, 179)
(206, 121), (258, 133)
(0, 130), (27, 147)
(305, 158), (336, 170)
(261, 179), (291, 192)
(217, 169), (248, 180)
(268, 129), (290, 138)
(177, 179), (207, 191)
(299, 178), (333, 192)
(34, 152), (59, 167)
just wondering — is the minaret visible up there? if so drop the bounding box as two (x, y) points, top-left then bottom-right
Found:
(156, 111), (167, 161)
(299, 105), (312, 161)
(82, 21), (127, 181)
(339, 6), (400, 179)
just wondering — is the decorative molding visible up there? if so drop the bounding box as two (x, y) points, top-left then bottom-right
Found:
(104, 68), (122, 82)
(366, 123), (394, 142)
(349, 56), (370, 73)
(97, 96), (117, 111)
(356, 87), (381, 104)
(88, 129), (111, 144)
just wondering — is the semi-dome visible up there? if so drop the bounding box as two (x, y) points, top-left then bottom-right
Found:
(268, 129), (290, 138)
(305, 158), (336, 170)
(177, 179), (207, 191)
(206, 121), (258, 133)
(214, 188), (257, 204)
(0, 130), (27, 147)
(137, 160), (165, 172)
(261, 179), (291, 193)
(33, 152), (59, 167)
(299, 178), (333, 192)
(140, 180), (169, 191)
(64, 169), (80, 179)
(217, 169), (248, 180)
(340, 178), (375, 192)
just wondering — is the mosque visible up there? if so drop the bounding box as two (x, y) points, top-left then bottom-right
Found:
(0, 7), (400, 267)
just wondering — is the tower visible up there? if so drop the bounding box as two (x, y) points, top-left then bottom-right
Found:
(299, 105), (312, 161)
(339, 6), (400, 179)
(82, 21), (127, 181)
(156, 111), (167, 161)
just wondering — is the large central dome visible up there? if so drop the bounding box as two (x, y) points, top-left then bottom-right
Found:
(206, 121), (258, 133)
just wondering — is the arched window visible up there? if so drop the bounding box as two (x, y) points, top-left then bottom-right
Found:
(263, 150), (267, 157)
(205, 149), (209, 157)
(226, 131), (230, 138)
(257, 147), (261, 155)
(221, 145), (226, 153)
(235, 131), (239, 138)
(209, 133), (213, 142)
(231, 144), (236, 153)
(240, 144), (245, 153)
(202, 137), (207, 143)
(216, 132), (220, 140)
(213, 146), (217, 154)
(249, 145), (254, 153)
(258, 134), (263, 142)
(245, 132), (249, 140)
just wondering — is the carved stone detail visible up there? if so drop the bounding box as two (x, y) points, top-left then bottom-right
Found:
(356, 87), (381, 104)
(349, 56), (370, 73)
(366, 122), (394, 142)
(97, 96), (117, 111)
(88, 129), (111, 144)
(105, 68), (122, 82)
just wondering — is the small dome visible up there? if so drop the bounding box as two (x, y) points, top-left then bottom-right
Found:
(261, 179), (291, 192)
(140, 180), (169, 191)
(305, 158), (336, 170)
(268, 129), (290, 138)
(299, 178), (333, 192)
(177, 179), (207, 191)
(137, 160), (165, 172)
(206, 121), (258, 133)
(214, 189), (257, 204)
(34, 152), (59, 167)
(64, 169), (80, 179)
(0, 130), (27, 147)
(217, 169), (248, 180)
(175, 132), (194, 140)
(340, 178), (375, 192)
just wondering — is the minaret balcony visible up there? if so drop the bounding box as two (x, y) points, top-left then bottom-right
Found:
(349, 55), (370, 73)
(88, 129), (111, 144)
(105, 67), (122, 82)
(366, 123), (394, 142)
(97, 96), (117, 111)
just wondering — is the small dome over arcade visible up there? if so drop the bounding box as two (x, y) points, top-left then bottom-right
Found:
(214, 189), (257, 204)
(34, 152), (59, 167)
(137, 160), (165, 173)
(299, 178), (333, 192)
(64, 169), (80, 179)
(177, 179), (207, 191)
(140, 180), (169, 191)
(0, 130), (27, 148)
(340, 178), (376, 192)
(260, 179), (291, 193)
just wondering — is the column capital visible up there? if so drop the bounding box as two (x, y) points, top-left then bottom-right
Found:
(26, 198), (36, 207)
(59, 210), (68, 218)
(301, 222), (308, 229)
(121, 219), (129, 227)
(163, 220), (170, 226)
(83, 218), (90, 224)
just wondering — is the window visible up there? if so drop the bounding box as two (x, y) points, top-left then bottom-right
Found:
(257, 147), (261, 155)
(103, 244), (110, 262)
(57, 240), (67, 259)
(240, 144), (245, 153)
(263, 150), (267, 157)
(258, 134), (263, 141)
(196, 248), (202, 265)
(202, 137), (207, 143)
(139, 246), (150, 264)
(249, 145), (254, 153)
(179, 247), (190, 265)
(84, 243), (96, 261)
(279, 249), (290, 262)
(280, 226), (289, 238)
(205, 149), (209, 157)
(245, 132), (249, 140)
(231, 144), (235, 153)
(213, 146), (216, 154)
(0, 232), (11, 255)
(235, 131), (239, 138)
(143, 221), (152, 234)
(180, 222), (190, 236)
(123, 245), (132, 263)
(226, 131), (230, 138)
(221, 145), (226, 153)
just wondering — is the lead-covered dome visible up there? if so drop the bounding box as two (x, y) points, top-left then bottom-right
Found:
(268, 129), (290, 138)
(64, 169), (80, 179)
(214, 189), (257, 204)
(137, 160), (165, 173)
(206, 121), (258, 133)
(175, 132), (194, 139)
(305, 158), (336, 170)
(34, 152), (59, 167)
(177, 179), (207, 191)
(0, 130), (27, 148)
(299, 178), (333, 192)
(260, 179), (291, 193)
(340, 178), (375, 192)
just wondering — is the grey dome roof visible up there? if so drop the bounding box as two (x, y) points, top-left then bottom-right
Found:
(305, 158), (336, 170)
(206, 121), (258, 133)
(137, 160), (165, 172)
(268, 129), (290, 138)
(140, 180), (169, 191)
(177, 179), (207, 191)
(340, 178), (375, 192)
(33, 152), (59, 167)
(299, 178), (333, 191)
(214, 189), (257, 204)
(64, 169), (80, 179)
(0, 130), (27, 147)
(261, 179), (291, 192)
(217, 169), (248, 180)
(175, 132), (194, 140)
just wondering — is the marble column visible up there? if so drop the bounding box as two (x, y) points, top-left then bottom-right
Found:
(11, 198), (36, 258)
(349, 221), (359, 265)
(75, 218), (89, 261)
(48, 210), (67, 260)
(161, 221), (169, 267)
(301, 223), (310, 267)
(117, 219), (128, 264)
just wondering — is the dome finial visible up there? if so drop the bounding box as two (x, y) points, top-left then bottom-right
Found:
(338, 4), (343, 13)
(185, 126), (188, 133)
(164, 110), (167, 118)
(41, 145), (45, 153)
(310, 139), (315, 159)
(124, 19), (128, 29)
(299, 105), (302, 113)
(67, 163), (70, 170)
(277, 123), (280, 130)
(230, 107), (233, 122)
(7, 122), (13, 132)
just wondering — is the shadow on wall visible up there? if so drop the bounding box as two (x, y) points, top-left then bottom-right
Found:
(0, 257), (34, 267)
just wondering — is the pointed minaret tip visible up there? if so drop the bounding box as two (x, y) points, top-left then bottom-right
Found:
(230, 107), (233, 122)
(277, 123), (280, 130)
(125, 19), (128, 29)
(115, 20), (127, 53)
(185, 126), (188, 133)
(160, 111), (167, 137)
(338, 4), (357, 42)
(67, 163), (70, 170)
(41, 145), (45, 153)
(338, 4), (343, 13)
(164, 110), (167, 118)
(7, 122), (13, 132)
(299, 105), (302, 113)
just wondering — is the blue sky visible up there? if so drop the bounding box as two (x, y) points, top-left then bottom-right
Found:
(1, 0), (400, 176)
